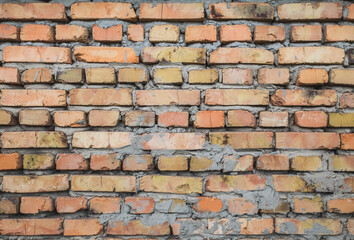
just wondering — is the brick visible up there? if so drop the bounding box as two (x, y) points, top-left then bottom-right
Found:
(85, 68), (116, 84)
(273, 175), (313, 192)
(0, 109), (16, 125)
(294, 111), (328, 128)
(330, 69), (354, 86)
(69, 88), (132, 106)
(259, 111), (289, 128)
(140, 175), (203, 194)
(330, 155), (354, 171)
(276, 132), (340, 149)
(20, 24), (54, 42)
(193, 197), (223, 213)
(0, 153), (22, 170)
(271, 89), (337, 106)
(0, 67), (20, 84)
(128, 24), (144, 42)
(137, 90), (200, 106)
(325, 25), (354, 42)
(0, 3), (67, 21)
(220, 25), (252, 43)
(206, 174), (266, 192)
(222, 68), (253, 85)
(149, 25), (180, 43)
(74, 46), (138, 63)
(209, 3), (274, 20)
(349, 219), (354, 235)
(194, 111), (224, 128)
(2, 174), (69, 193)
(157, 199), (188, 213)
(72, 132), (132, 149)
(71, 2), (136, 21)
(277, 3), (342, 21)
(210, 132), (273, 149)
(189, 69), (218, 84)
(108, 219), (170, 236)
(158, 112), (189, 127)
(172, 219), (205, 235)
(54, 111), (86, 127)
(257, 154), (289, 171)
(118, 68), (148, 83)
(185, 25), (217, 43)
(157, 155), (188, 171)
(340, 93), (354, 108)
(206, 89), (269, 106)
(22, 68), (53, 84)
(1, 131), (68, 149)
(329, 113), (354, 127)
(0, 218), (63, 236)
(343, 176), (354, 192)
(261, 199), (290, 214)
(348, 4), (354, 20)
(293, 196), (323, 213)
(125, 197), (154, 214)
(142, 133), (206, 150)
(56, 153), (88, 170)
(0, 24), (19, 41)
(210, 48), (274, 64)
(291, 156), (323, 171)
(223, 154), (254, 172)
(290, 25), (322, 42)
(228, 198), (257, 215)
(341, 133), (354, 150)
(19, 109), (51, 126)
(190, 156), (218, 172)
(254, 25), (285, 42)
(56, 68), (83, 84)
(90, 197), (120, 214)
(92, 24), (122, 42)
(125, 111), (155, 127)
(20, 197), (54, 214)
(0, 197), (19, 214)
(278, 47), (344, 64)
(3, 46), (71, 63)
(88, 110), (119, 127)
(153, 68), (182, 84)
(258, 68), (289, 85)
(56, 196), (87, 213)
(275, 218), (342, 235)
(71, 175), (136, 192)
(348, 49), (354, 64)
(296, 68), (328, 85)
(143, 47), (206, 64)
(90, 153), (121, 171)
(227, 110), (255, 127)
(64, 219), (103, 236)
(123, 154), (154, 171)
(140, 3), (204, 21)
(327, 198), (354, 213)
(23, 153), (54, 170)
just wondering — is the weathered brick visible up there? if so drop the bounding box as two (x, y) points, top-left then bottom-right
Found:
(227, 110), (255, 127)
(189, 69), (218, 84)
(294, 111), (328, 128)
(90, 153), (121, 171)
(210, 48), (274, 64)
(56, 153), (88, 170)
(259, 111), (289, 128)
(206, 89), (269, 106)
(273, 175), (313, 192)
(92, 24), (122, 42)
(340, 93), (354, 108)
(20, 24), (54, 42)
(3, 46), (71, 63)
(209, 3), (274, 21)
(90, 197), (120, 214)
(74, 46), (138, 63)
(108, 219), (170, 235)
(349, 219), (354, 235)
(275, 218), (342, 235)
(157, 155), (188, 171)
(128, 24), (144, 42)
(222, 68), (253, 85)
(228, 198), (257, 215)
(125, 197), (154, 214)
(19, 109), (51, 126)
(157, 199), (188, 213)
(54, 111), (87, 127)
(23, 153), (54, 170)
(64, 219), (103, 236)
(293, 196), (323, 213)
(0, 24), (19, 41)
(220, 24), (252, 43)
(118, 68), (148, 83)
(125, 111), (155, 127)
(291, 156), (323, 171)
(261, 199), (290, 214)
(258, 68), (289, 85)
(325, 25), (354, 42)
(341, 133), (354, 150)
(348, 49), (354, 64)
(276, 132), (340, 149)
(22, 68), (53, 84)
(56, 68), (83, 84)
(194, 110), (225, 128)
(20, 196), (54, 214)
(149, 25), (180, 43)
(327, 198), (354, 213)
(88, 110), (119, 127)
(172, 219), (205, 235)
(0, 218), (63, 236)
(0, 67), (20, 84)
(193, 197), (223, 213)
(223, 154), (254, 172)
(329, 113), (354, 127)
(256, 154), (289, 171)
(71, 2), (136, 21)
(140, 3), (204, 21)
(71, 175), (136, 192)
(277, 3), (342, 21)
(271, 89), (337, 106)
(190, 156), (219, 172)
(185, 25), (217, 43)
(142, 133), (206, 150)
(0, 153), (22, 170)
(140, 175), (203, 194)
(290, 25), (322, 42)
(210, 132), (273, 149)
(2, 174), (69, 193)
(137, 90), (200, 106)
(254, 25), (285, 42)
(329, 155), (354, 171)
(206, 174), (266, 192)
(0, 197), (19, 214)
(0, 109), (16, 125)
(69, 89), (132, 106)
(72, 132), (132, 149)
(153, 67), (182, 84)
(56, 196), (87, 213)
(123, 154), (154, 171)
(158, 112), (189, 128)
(330, 69), (354, 86)
(296, 68), (328, 85)
(85, 68), (116, 84)
(278, 47), (344, 64)
(143, 47), (206, 64)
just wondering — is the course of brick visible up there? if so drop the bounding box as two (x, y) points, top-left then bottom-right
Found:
(0, 1), (353, 238)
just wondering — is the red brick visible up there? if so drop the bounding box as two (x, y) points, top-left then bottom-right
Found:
(20, 196), (54, 214)
(278, 47), (344, 64)
(90, 197), (120, 214)
(325, 25), (354, 42)
(56, 25), (88, 43)
(0, 24), (19, 41)
(0, 3), (67, 21)
(341, 133), (354, 150)
(256, 154), (289, 171)
(222, 68), (253, 85)
(0, 109), (17, 125)
(340, 93), (354, 108)
(220, 25), (252, 43)
(128, 24), (144, 42)
(137, 90), (200, 106)
(258, 68), (289, 85)
(223, 154), (254, 172)
(56, 196), (87, 213)
(275, 218), (342, 235)
(294, 111), (328, 128)
(125, 197), (154, 214)
(142, 133), (206, 150)
(271, 89), (337, 106)
(296, 68), (328, 85)
(276, 132), (340, 149)
(290, 25), (322, 42)
(227, 110), (255, 127)
(88, 110), (119, 127)
(64, 219), (103, 236)
(210, 48), (274, 64)
(71, 2), (136, 21)
(3, 46), (71, 63)
(0, 218), (63, 235)
(193, 197), (223, 213)
(194, 111), (224, 128)
(0, 197), (19, 214)
(254, 25), (285, 42)
(20, 24), (54, 42)
(69, 89), (132, 106)
(228, 198), (257, 215)
(0, 67), (20, 84)
(206, 89), (269, 106)
(90, 153), (121, 171)
(140, 3), (204, 21)
(74, 46), (138, 63)
(123, 154), (154, 171)
(293, 196), (323, 213)
(327, 198), (354, 213)
(92, 24), (122, 42)
(107, 219), (170, 235)
(259, 111), (289, 127)
(71, 175), (136, 192)
(185, 25), (217, 43)
(206, 174), (266, 192)
(273, 175), (313, 192)
(125, 111), (155, 127)
(56, 153), (88, 170)
(143, 47), (206, 64)
(54, 111), (87, 127)
(0, 153), (22, 170)
(210, 132), (273, 149)
(72, 132), (132, 149)
(158, 112), (189, 127)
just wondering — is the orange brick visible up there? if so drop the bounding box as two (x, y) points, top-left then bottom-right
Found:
(223, 154), (254, 172)
(0, 24), (18, 41)
(228, 198), (257, 215)
(92, 24), (122, 42)
(123, 154), (154, 171)
(348, 4), (354, 20)
(64, 219), (103, 236)
(254, 25), (285, 42)
(327, 198), (354, 213)
(158, 112), (189, 127)
(325, 25), (354, 42)
(290, 25), (322, 42)
(206, 89), (269, 106)
(0, 67), (20, 84)
(275, 218), (342, 235)
(157, 155), (188, 171)
(54, 111), (87, 127)
(256, 154), (289, 171)
(194, 111), (224, 128)
(88, 110), (119, 127)
(227, 110), (255, 127)
(136, 90), (200, 106)
(340, 93), (354, 108)
(107, 219), (170, 236)
(294, 111), (328, 128)
(56, 153), (88, 170)
(22, 68), (53, 84)
(276, 132), (340, 149)
(72, 132), (132, 149)
(0, 153), (22, 170)
(90, 197), (120, 214)
(210, 132), (273, 149)
(20, 24), (53, 42)
(140, 3), (204, 21)
(341, 133), (354, 150)
(220, 25), (252, 43)
(278, 47), (344, 64)
(19, 109), (51, 126)
(71, 175), (136, 192)
(271, 89), (337, 106)
(209, 3), (274, 20)
(210, 48), (274, 64)
(142, 133), (206, 150)
(258, 68), (289, 85)
(0, 218), (63, 235)
(296, 68), (328, 85)
(125, 197), (154, 214)
(74, 46), (138, 63)
(206, 174), (266, 192)
(125, 111), (155, 127)
(56, 25), (88, 43)
(193, 197), (223, 213)
(20, 196), (54, 214)
(56, 196), (87, 213)
(185, 25), (217, 43)
(259, 111), (289, 127)
(128, 24), (144, 42)
(90, 153), (121, 171)
(149, 25), (180, 43)
(293, 196), (323, 213)
(0, 197), (19, 214)
(69, 89), (132, 106)
(0, 109), (17, 125)
(222, 68), (253, 85)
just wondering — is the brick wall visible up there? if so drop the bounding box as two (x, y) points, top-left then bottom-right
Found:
(0, 0), (353, 238)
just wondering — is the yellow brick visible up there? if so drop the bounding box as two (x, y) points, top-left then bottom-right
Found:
(189, 69), (218, 84)
(118, 68), (148, 83)
(328, 113), (354, 127)
(153, 68), (182, 84)
(149, 25), (180, 43)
